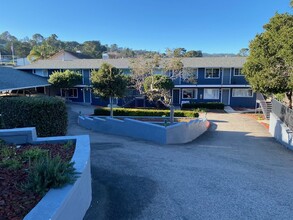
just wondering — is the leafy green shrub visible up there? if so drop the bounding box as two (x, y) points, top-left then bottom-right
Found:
(0, 141), (21, 170)
(21, 148), (48, 162)
(94, 107), (199, 117)
(0, 158), (22, 170)
(62, 140), (74, 150)
(0, 113), (5, 129)
(0, 96), (67, 137)
(23, 155), (78, 195)
(0, 139), (6, 148)
(0, 146), (16, 158)
(181, 102), (225, 110)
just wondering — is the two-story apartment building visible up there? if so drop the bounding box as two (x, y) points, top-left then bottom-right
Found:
(172, 57), (255, 108)
(16, 57), (256, 108)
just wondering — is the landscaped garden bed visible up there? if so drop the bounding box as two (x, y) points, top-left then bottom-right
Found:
(0, 140), (76, 220)
(241, 113), (269, 130)
(94, 107), (200, 117)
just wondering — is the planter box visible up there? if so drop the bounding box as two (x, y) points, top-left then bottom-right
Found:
(78, 116), (209, 144)
(0, 127), (92, 220)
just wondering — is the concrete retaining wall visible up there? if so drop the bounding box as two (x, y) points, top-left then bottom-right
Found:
(78, 116), (209, 144)
(0, 127), (37, 144)
(0, 128), (91, 220)
(166, 119), (209, 144)
(270, 112), (293, 150)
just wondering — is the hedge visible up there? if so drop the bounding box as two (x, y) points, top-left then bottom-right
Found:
(0, 96), (67, 137)
(181, 102), (225, 110)
(94, 107), (199, 117)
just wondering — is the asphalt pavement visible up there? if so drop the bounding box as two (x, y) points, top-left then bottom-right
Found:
(66, 104), (293, 220)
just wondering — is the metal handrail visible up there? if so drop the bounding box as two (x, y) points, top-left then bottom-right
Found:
(256, 92), (271, 119)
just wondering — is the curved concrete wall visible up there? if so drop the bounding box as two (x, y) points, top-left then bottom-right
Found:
(78, 116), (209, 144)
(0, 128), (92, 220)
(166, 119), (210, 144)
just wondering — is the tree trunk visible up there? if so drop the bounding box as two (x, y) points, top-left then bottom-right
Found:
(110, 96), (113, 118)
(170, 104), (174, 124)
(65, 89), (68, 102)
(286, 91), (293, 109)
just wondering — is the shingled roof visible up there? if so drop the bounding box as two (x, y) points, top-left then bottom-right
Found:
(0, 67), (50, 91)
(48, 50), (93, 60)
(17, 57), (247, 70)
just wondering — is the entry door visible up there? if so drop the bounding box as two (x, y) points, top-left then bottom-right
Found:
(172, 89), (180, 106)
(222, 68), (231, 85)
(84, 89), (91, 103)
(221, 88), (230, 105)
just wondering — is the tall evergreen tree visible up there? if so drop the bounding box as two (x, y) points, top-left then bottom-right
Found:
(243, 12), (293, 107)
(91, 63), (127, 117)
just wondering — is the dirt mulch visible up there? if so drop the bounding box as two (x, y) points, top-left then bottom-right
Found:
(0, 143), (75, 220)
(241, 113), (269, 130)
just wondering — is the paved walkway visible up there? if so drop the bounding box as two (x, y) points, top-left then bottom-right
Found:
(66, 104), (293, 220)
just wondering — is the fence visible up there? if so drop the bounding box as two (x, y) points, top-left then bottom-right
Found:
(0, 55), (16, 65)
(272, 99), (293, 131)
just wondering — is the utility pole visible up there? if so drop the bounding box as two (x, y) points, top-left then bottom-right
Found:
(11, 43), (15, 65)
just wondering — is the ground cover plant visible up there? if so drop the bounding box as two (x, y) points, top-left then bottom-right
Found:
(0, 139), (76, 220)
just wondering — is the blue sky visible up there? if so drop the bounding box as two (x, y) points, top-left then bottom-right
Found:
(0, 0), (291, 54)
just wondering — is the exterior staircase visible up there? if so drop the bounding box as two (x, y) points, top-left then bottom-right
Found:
(256, 93), (272, 119)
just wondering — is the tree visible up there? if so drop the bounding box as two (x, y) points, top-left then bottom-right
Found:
(143, 75), (174, 106)
(27, 43), (55, 62)
(91, 63), (127, 117)
(185, 50), (203, 57)
(238, 48), (249, 57)
(48, 70), (82, 100)
(173, 48), (187, 57)
(109, 44), (118, 52)
(30, 33), (44, 46)
(243, 13), (293, 107)
(163, 57), (197, 92)
(0, 31), (17, 42)
(13, 41), (31, 57)
(82, 41), (107, 58)
(163, 57), (184, 79)
(64, 41), (81, 52)
(129, 54), (161, 95)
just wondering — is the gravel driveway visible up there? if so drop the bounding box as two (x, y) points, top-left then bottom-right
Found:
(67, 105), (293, 220)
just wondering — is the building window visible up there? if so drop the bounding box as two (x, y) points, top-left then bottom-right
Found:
(232, 89), (253, 97)
(205, 68), (220, 78)
(182, 89), (197, 99)
(234, 68), (244, 76)
(61, 88), (78, 98)
(204, 89), (219, 99)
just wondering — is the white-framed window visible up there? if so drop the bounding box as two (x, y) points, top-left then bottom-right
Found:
(182, 89), (197, 99)
(204, 88), (220, 99)
(205, 68), (220, 78)
(61, 88), (78, 98)
(232, 89), (253, 97)
(234, 68), (244, 76)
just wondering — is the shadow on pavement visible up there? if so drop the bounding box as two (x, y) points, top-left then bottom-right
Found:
(84, 167), (158, 220)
